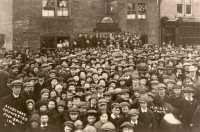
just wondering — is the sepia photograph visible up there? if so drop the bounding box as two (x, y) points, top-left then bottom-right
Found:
(0, 0), (200, 132)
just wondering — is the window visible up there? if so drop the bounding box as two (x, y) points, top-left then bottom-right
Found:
(137, 3), (146, 19)
(177, 0), (193, 16)
(127, 3), (136, 19)
(42, 0), (55, 17)
(185, 0), (192, 15)
(42, 0), (69, 18)
(57, 0), (69, 16)
(177, 0), (184, 14)
(105, 1), (117, 15)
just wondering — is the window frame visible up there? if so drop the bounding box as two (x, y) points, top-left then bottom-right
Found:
(185, 0), (193, 16)
(42, 0), (71, 19)
(137, 3), (147, 20)
(177, 0), (184, 16)
(127, 3), (137, 20)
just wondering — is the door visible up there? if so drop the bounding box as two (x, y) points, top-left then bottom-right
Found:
(41, 36), (55, 49)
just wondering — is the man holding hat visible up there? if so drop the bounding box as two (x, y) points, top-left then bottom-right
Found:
(0, 80), (28, 132)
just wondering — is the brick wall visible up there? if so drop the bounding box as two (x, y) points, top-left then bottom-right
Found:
(12, 0), (159, 49)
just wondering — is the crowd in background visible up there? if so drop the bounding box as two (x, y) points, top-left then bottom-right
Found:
(0, 32), (200, 132)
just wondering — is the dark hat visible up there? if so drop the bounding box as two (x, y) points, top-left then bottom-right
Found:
(11, 65), (19, 69)
(87, 109), (98, 115)
(50, 77), (59, 81)
(37, 72), (45, 78)
(120, 102), (130, 108)
(76, 87), (84, 92)
(157, 66), (164, 70)
(104, 91), (113, 96)
(183, 86), (194, 93)
(64, 121), (74, 128)
(49, 70), (57, 74)
(78, 102), (89, 108)
(118, 77), (126, 81)
(98, 99), (108, 105)
(26, 99), (35, 105)
(120, 121), (134, 129)
(121, 89), (130, 95)
(173, 85), (182, 90)
(40, 88), (50, 95)
(157, 83), (167, 89)
(30, 114), (40, 123)
(68, 106), (79, 113)
(138, 96), (149, 103)
(128, 109), (139, 116)
(38, 100), (48, 107)
(100, 122), (116, 131)
(89, 94), (98, 101)
(167, 79), (176, 84)
(41, 63), (49, 68)
(57, 100), (66, 108)
(11, 80), (23, 87)
(111, 103), (121, 110)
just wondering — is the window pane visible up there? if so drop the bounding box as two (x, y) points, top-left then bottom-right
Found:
(138, 3), (146, 19)
(42, 0), (55, 17)
(57, 0), (69, 17)
(57, 0), (67, 8)
(186, 5), (192, 14)
(177, 4), (183, 14)
(138, 3), (146, 12)
(128, 3), (133, 10)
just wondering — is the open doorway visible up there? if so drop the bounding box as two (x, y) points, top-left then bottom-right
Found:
(40, 35), (70, 49)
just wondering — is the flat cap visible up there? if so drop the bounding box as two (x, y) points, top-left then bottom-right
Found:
(98, 99), (108, 105)
(68, 106), (79, 113)
(120, 121), (134, 128)
(64, 121), (74, 128)
(120, 102), (130, 108)
(128, 109), (139, 116)
(40, 88), (50, 95)
(183, 86), (194, 93)
(11, 80), (23, 87)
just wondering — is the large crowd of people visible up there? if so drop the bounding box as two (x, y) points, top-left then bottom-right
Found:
(0, 32), (200, 132)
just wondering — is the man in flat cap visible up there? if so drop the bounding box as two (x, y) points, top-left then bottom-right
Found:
(128, 109), (145, 132)
(0, 80), (28, 132)
(120, 121), (134, 132)
(138, 96), (157, 132)
(180, 86), (198, 132)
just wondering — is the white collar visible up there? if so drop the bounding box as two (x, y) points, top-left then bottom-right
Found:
(131, 120), (138, 125)
(41, 123), (48, 127)
(111, 113), (120, 119)
(13, 93), (19, 98)
(141, 107), (147, 113)
(185, 96), (193, 101)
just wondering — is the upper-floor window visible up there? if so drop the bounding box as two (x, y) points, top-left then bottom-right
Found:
(177, 0), (184, 14)
(177, 0), (193, 16)
(127, 3), (146, 20)
(127, 3), (136, 19)
(185, 0), (192, 15)
(42, 0), (69, 18)
(137, 3), (146, 19)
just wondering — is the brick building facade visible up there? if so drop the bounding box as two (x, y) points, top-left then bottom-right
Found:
(10, 0), (159, 49)
(160, 0), (200, 46)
